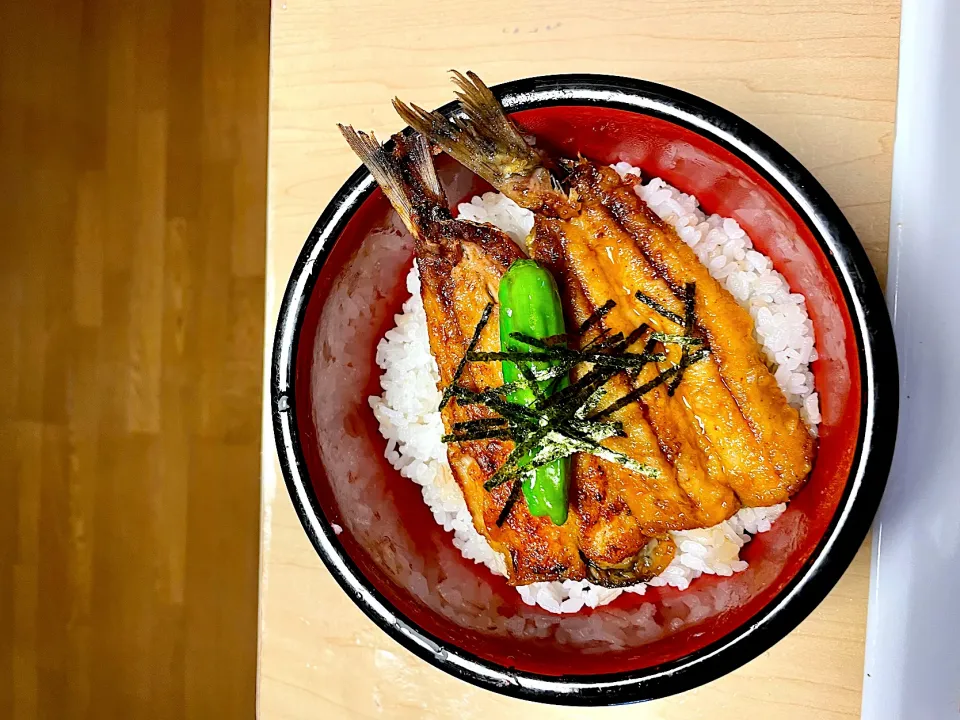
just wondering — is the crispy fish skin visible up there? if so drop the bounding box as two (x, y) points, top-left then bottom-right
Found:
(340, 127), (584, 585)
(582, 535), (676, 588)
(577, 163), (815, 494)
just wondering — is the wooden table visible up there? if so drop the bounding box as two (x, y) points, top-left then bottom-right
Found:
(261, 1), (899, 717)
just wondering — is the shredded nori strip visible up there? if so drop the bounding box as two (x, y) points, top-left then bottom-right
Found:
(466, 350), (565, 362)
(510, 330), (633, 355)
(684, 282), (697, 325)
(634, 290), (685, 326)
(559, 417), (624, 443)
(452, 417), (509, 432)
(467, 349), (665, 369)
(507, 332), (560, 350)
(517, 360), (546, 404)
(534, 332), (569, 348)
(576, 382), (608, 419)
(538, 364), (618, 413)
(636, 336), (659, 374)
(451, 386), (540, 425)
(581, 350), (666, 367)
(552, 430), (660, 476)
(619, 322), (650, 351)
(484, 428), (553, 490)
(668, 283), (697, 396)
(623, 329), (654, 380)
(589, 332), (626, 351)
(577, 298), (617, 336)
(534, 364), (574, 382)
(494, 380), (533, 396)
(496, 479), (522, 526)
(581, 327), (612, 350)
(649, 332), (703, 347)
(590, 348), (710, 420)
(438, 302), (494, 411)
(505, 427), (659, 477)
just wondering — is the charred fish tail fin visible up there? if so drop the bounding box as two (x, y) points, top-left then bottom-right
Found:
(394, 71), (564, 212)
(391, 94), (511, 188)
(338, 125), (447, 236)
(447, 70), (545, 177)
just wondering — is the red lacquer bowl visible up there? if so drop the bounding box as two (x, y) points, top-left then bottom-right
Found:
(271, 75), (897, 704)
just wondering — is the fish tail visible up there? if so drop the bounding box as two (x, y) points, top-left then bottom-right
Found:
(394, 71), (563, 212)
(338, 125), (446, 235)
(391, 95), (514, 187)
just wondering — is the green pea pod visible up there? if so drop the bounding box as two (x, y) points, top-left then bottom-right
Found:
(498, 259), (570, 525)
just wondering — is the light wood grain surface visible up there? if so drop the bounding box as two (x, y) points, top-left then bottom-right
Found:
(1, 0), (268, 717)
(262, 1), (900, 717)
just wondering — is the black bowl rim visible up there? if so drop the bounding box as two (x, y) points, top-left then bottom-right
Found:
(270, 73), (898, 706)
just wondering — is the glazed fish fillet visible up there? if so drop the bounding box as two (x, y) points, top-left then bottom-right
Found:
(534, 221), (708, 530)
(575, 164), (815, 492)
(537, 224), (681, 584)
(340, 127), (584, 584)
(563, 163), (807, 507)
(535, 214), (743, 522)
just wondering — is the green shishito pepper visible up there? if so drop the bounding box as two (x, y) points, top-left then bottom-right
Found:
(498, 259), (570, 525)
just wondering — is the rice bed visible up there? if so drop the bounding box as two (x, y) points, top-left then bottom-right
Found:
(368, 166), (819, 614)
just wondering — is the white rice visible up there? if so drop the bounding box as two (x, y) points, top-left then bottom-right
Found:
(368, 166), (819, 614)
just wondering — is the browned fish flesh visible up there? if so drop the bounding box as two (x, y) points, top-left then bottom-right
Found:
(533, 219), (715, 532)
(555, 172), (801, 508)
(534, 223), (683, 583)
(535, 214), (743, 522)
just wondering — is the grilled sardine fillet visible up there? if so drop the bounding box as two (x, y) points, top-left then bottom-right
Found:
(340, 127), (584, 584)
(395, 71), (814, 509)
(553, 173), (796, 508)
(572, 163), (815, 492)
(535, 216), (741, 522)
(540, 229), (681, 584)
(535, 221), (709, 531)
